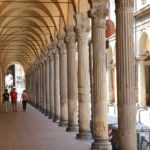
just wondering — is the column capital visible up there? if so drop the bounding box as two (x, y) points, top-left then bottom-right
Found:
(57, 34), (67, 54)
(90, 6), (108, 28)
(65, 26), (76, 45)
(74, 13), (90, 41)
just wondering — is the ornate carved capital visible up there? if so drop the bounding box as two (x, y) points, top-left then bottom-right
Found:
(74, 13), (90, 41)
(90, 6), (108, 28)
(65, 26), (76, 45)
(57, 34), (67, 53)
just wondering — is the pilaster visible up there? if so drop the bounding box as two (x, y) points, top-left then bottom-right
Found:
(136, 56), (146, 107)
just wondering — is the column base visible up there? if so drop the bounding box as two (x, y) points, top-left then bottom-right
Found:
(59, 119), (68, 127)
(41, 108), (45, 114)
(45, 110), (48, 116)
(76, 130), (92, 140)
(66, 125), (78, 132)
(91, 139), (112, 150)
(39, 107), (43, 112)
(48, 113), (53, 119)
(53, 115), (59, 122)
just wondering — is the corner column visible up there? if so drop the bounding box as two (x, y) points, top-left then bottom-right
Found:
(115, 1), (136, 149)
(75, 13), (91, 139)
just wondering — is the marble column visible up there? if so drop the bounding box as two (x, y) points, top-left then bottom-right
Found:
(90, 4), (112, 150)
(115, 1), (136, 149)
(58, 35), (68, 126)
(137, 58), (146, 107)
(48, 50), (55, 119)
(75, 13), (91, 139)
(53, 46), (60, 122)
(65, 26), (78, 132)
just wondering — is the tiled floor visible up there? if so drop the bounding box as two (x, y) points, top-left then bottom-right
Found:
(0, 102), (92, 150)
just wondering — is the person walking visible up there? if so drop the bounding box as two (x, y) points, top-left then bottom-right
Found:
(2, 89), (10, 112)
(21, 90), (29, 112)
(10, 87), (18, 112)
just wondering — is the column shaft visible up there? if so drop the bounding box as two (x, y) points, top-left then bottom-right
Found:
(65, 26), (78, 132)
(49, 53), (54, 118)
(58, 35), (68, 126)
(75, 13), (91, 139)
(115, 1), (136, 150)
(46, 57), (50, 114)
(53, 48), (60, 122)
(90, 3), (112, 149)
(0, 64), (3, 103)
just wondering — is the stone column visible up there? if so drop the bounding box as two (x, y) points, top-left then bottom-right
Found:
(137, 57), (146, 107)
(65, 26), (78, 132)
(40, 62), (43, 112)
(43, 59), (47, 113)
(58, 35), (68, 126)
(53, 46), (60, 122)
(48, 50), (55, 119)
(90, 3), (112, 149)
(44, 58), (48, 115)
(41, 59), (45, 113)
(38, 65), (40, 108)
(46, 55), (50, 115)
(33, 67), (36, 106)
(115, 1), (136, 150)
(0, 64), (3, 103)
(36, 64), (39, 109)
(75, 13), (91, 139)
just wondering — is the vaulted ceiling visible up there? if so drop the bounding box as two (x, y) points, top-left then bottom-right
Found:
(0, 0), (90, 72)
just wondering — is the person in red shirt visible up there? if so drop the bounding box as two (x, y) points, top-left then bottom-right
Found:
(21, 90), (29, 112)
(10, 87), (18, 112)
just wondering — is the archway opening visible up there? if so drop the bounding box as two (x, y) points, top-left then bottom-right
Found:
(5, 64), (25, 100)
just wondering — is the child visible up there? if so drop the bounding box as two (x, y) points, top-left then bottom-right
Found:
(22, 90), (29, 112)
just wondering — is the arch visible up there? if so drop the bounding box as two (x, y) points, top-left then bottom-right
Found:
(0, 0), (79, 71)
(139, 31), (150, 55)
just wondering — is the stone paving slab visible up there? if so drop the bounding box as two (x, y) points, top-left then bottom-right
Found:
(0, 102), (92, 150)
